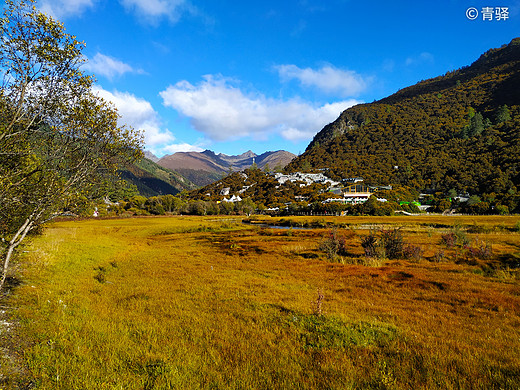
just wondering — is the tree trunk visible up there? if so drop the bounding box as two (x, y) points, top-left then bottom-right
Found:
(0, 216), (34, 291)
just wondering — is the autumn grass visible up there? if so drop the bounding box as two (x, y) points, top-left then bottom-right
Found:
(3, 215), (520, 389)
(245, 214), (520, 232)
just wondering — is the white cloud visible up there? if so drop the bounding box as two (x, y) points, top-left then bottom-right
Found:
(162, 142), (204, 154)
(405, 52), (434, 66)
(85, 53), (142, 80)
(160, 75), (360, 143)
(39, 0), (96, 19)
(275, 64), (368, 97)
(92, 86), (175, 147)
(119, 0), (190, 23)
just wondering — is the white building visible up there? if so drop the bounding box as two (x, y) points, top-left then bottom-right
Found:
(222, 195), (242, 203)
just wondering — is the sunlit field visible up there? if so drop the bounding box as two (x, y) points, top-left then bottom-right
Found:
(4, 215), (520, 389)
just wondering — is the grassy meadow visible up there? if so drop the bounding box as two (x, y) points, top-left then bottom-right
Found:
(3, 215), (520, 389)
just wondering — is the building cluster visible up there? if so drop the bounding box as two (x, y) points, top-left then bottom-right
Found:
(327, 182), (392, 205)
(272, 172), (340, 187)
(216, 171), (392, 206)
(272, 172), (390, 205)
(219, 187), (244, 203)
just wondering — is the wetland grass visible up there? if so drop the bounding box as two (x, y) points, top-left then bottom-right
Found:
(3, 215), (520, 389)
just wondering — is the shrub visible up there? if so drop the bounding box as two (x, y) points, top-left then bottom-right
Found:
(441, 232), (457, 248)
(361, 231), (379, 258)
(403, 244), (423, 262)
(465, 238), (492, 260)
(361, 228), (414, 260)
(495, 205), (509, 215)
(380, 229), (405, 259)
(319, 228), (349, 261)
(442, 225), (469, 248)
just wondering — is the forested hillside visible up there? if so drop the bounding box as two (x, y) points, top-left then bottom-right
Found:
(119, 158), (197, 197)
(286, 39), (520, 206)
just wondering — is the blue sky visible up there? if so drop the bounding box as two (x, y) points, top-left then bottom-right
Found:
(36, 0), (519, 157)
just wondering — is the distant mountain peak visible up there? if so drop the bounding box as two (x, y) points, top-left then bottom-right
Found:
(144, 150), (159, 163)
(214, 150), (257, 159)
(202, 149), (217, 157)
(239, 150), (257, 158)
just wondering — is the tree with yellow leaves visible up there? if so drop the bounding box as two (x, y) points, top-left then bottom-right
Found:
(0, 0), (143, 290)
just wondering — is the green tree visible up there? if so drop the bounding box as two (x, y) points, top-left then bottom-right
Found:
(0, 0), (143, 289)
(447, 188), (458, 199)
(219, 201), (235, 215)
(145, 197), (165, 215)
(467, 195), (481, 206)
(128, 195), (147, 210)
(495, 105), (511, 123)
(468, 112), (484, 137)
(240, 198), (256, 216)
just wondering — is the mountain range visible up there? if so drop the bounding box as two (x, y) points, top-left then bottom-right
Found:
(128, 38), (520, 213)
(156, 150), (296, 187)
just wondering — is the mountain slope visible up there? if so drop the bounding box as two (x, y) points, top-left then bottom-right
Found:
(286, 38), (520, 198)
(157, 150), (296, 187)
(120, 158), (197, 197)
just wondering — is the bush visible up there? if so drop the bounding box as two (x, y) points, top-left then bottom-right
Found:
(465, 238), (492, 260)
(441, 232), (457, 248)
(441, 225), (469, 248)
(495, 205), (509, 215)
(361, 231), (379, 258)
(361, 228), (414, 260)
(403, 244), (423, 262)
(380, 229), (405, 259)
(319, 228), (349, 261)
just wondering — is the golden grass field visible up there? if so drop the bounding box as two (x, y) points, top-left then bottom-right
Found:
(3, 215), (520, 389)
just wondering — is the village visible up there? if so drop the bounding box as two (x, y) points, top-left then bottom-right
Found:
(216, 170), (393, 208)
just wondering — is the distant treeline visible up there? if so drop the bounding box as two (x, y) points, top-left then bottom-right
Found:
(87, 190), (518, 218)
